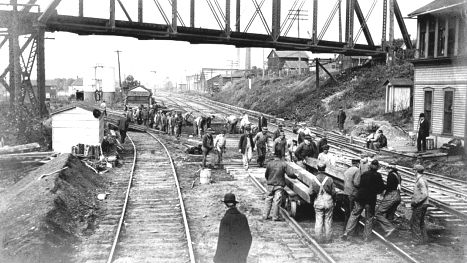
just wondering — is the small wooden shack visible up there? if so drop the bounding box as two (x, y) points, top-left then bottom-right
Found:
(384, 78), (413, 113)
(50, 105), (104, 153)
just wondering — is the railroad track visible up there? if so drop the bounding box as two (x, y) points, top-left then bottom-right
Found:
(166, 94), (467, 225)
(77, 131), (195, 263)
(223, 164), (417, 263)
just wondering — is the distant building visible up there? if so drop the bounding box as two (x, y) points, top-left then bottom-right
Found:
(336, 55), (371, 70)
(383, 78), (413, 113)
(31, 79), (57, 100)
(409, 0), (467, 148)
(50, 105), (104, 153)
(267, 50), (309, 75)
(125, 86), (152, 107)
(206, 71), (244, 92)
(69, 78), (84, 100)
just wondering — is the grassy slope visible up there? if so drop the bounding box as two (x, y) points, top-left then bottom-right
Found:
(211, 61), (413, 129)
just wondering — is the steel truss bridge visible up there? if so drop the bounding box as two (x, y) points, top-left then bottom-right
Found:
(0, 0), (412, 116)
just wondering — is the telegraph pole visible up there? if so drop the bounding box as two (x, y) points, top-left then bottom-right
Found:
(115, 50), (122, 87)
(287, 7), (308, 75)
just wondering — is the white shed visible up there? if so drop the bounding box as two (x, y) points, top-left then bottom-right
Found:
(50, 105), (104, 153)
(384, 78), (413, 113)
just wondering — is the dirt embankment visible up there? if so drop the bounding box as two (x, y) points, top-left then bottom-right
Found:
(0, 154), (106, 263)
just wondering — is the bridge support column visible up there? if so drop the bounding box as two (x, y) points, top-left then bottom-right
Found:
(138, 0), (143, 23)
(225, 0), (231, 36)
(315, 58), (319, 89)
(37, 27), (47, 116)
(313, 0), (318, 44)
(347, 0), (355, 46)
(388, 0), (394, 64)
(9, 0), (22, 111)
(235, 0), (240, 32)
(190, 0), (195, 27)
(172, 0), (177, 32)
(272, 0), (280, 40)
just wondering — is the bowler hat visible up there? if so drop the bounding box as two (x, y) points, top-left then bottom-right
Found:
(206, 128), (214, 132)
(371, 159), (379, 166)
(262, 127), (268, 131)
(304, 135), (312, 140)
(351, 158), (360, 163)
(222, 193), (238, 204)
(322, 145), (330, 150)
(419, 113), (425, 118)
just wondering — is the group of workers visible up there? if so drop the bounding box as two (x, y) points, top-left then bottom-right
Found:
(213, 117), (430, 262)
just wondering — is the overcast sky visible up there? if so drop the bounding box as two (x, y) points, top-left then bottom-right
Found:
(0, 0), (433, 88)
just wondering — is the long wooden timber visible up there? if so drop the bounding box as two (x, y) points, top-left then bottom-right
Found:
(0, 11), (385, 56)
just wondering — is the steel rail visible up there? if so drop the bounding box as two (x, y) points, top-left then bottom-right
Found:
(106, 134), (137, 263)
(146, 131), (196, 263)
(246, 171), (336, 263)
(322, 171), (420, 263)
(164, 95), (467, 221)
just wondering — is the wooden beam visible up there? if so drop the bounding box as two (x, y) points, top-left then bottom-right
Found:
(454, 18), (459, 56)
(318, 60), (337, 83)
(315, 58), (319, 88)
(394, 0), (412, 49)
(37, 0), (62, 23)
(354, 0), (374, 46)
(424, 20), (429, 58)
(443, 19), (448, 57)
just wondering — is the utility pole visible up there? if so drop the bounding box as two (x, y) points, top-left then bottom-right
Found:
(115, 50), (122, 87)
(287, 7), (308, 75)
(151, 70), (157, 94)
(93, 64), (103, 102)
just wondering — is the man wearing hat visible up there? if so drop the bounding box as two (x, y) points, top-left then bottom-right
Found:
(317, 132), (328, 153)
(375, 163), (402, 238)
(273, 131), (287, 160)
(214, 193), (252, 263)
(417, 113), (430, 152)
(342, 158), (361, 229)
(295, 134), (317, 171)
(238, 126), (255, 170)
(258, 113), (268, 132)
(337, 107), (346, 132)
(309, 162), (337, 243)
(342, 159), (385, 241)
(226, 114), (239, 134)
(117, 112), (130, 144)
(273, 124), (284, 140)
(202, 128), (214, 167)
(410, 164), (429, 244)
(263, 149), (296, 221)
(254, 127), (271, 167)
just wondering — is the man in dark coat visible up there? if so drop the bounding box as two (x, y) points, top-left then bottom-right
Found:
(375, 162), (401, 238)
(117, 112), (130, 144)
(342, 159), (385, 241)
(273, 124), (284, 140)
(337, 108), (346, 132)
(317, 132), (328, 153)
(258, 114), (268, 132)
(214, 193), (252, 263)
(263, 151), (296, 221)
(417, 113), (430, 152)
(202, 128), (214, 167)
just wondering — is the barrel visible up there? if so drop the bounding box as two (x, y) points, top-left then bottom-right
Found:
(200, 168), (211, 184)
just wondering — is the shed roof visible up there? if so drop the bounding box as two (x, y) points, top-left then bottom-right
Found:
(283, 60), (309, 69)
(49, 103), (101, 116)
(70, 78), (83, 86)
(383, 78), (413, 87)
(128, 86), (152, 94)
(30, 79), (57, 87)
(268, 50), (309, 59)
(408, 0), (466, 17)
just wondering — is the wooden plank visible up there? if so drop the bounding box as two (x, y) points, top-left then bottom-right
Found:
(0, 143), (40, 154)
(285, 177), (311, 204)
